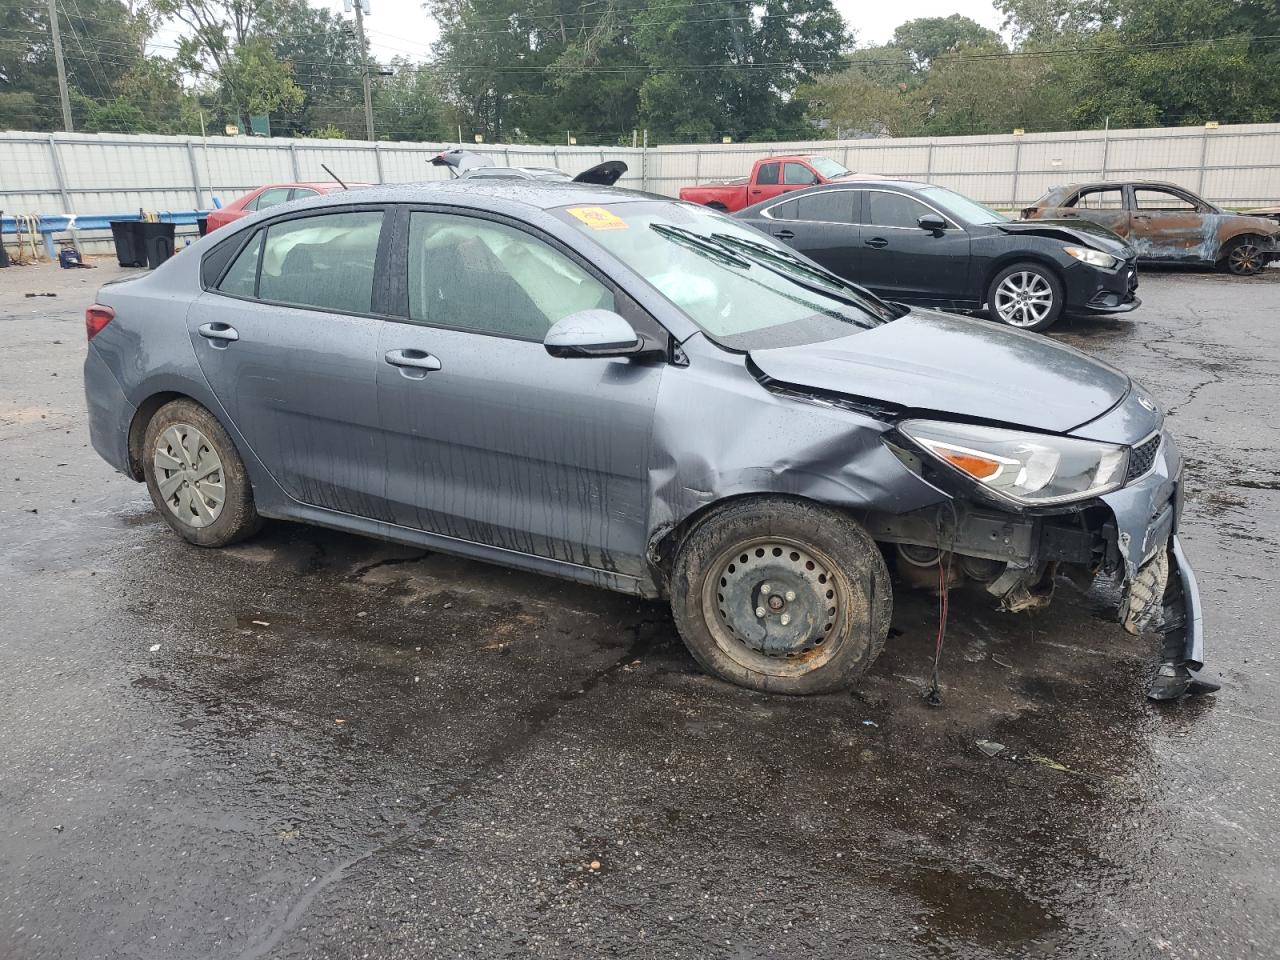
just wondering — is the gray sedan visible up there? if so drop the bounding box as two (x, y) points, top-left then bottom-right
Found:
(82, 181), (1209, 700)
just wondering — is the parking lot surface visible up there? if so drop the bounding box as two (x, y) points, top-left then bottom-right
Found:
(1, 260), (1277, 959)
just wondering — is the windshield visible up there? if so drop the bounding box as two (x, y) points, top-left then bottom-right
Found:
(553, 201), (896, 350)
(917, 185), (1009, 225)
(809, 156), (852, 180)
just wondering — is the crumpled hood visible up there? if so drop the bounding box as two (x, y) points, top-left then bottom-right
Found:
(1000, 218), (1133, 256)
(750, 309), (1131, 433)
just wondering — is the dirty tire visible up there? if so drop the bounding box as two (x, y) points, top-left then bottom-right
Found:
(142, 398), (261, 548)
(670, 498), (892, 695)
(1220, 235), (1266, 276)
(986, 261), (1063, 332)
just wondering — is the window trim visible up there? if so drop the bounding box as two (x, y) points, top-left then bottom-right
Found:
(201, 203), (395, 321)
(760, 187), (861, 224)
(1068, 185), (1127, 212)
(393, 203), (674, 348)
(857, 187), (960, 231)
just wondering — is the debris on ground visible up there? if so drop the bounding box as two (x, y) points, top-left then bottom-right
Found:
(976, 739), (1006, 757)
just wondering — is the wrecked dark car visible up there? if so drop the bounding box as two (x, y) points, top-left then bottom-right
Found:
(737, 180), (1140, 332)
(1025, 181), (1280, 276)
(82, 182), (1207, 701)
(430, 148), (627, 186)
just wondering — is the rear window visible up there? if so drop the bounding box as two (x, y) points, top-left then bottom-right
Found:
(257, 211), (383, 313)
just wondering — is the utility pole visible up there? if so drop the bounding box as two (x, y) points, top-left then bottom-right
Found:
(351, 0), (374, 141)
(47, 0), (73, 132)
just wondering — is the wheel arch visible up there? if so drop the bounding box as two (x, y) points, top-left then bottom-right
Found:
(981, 252), (1066, 301)
(1216, 230), (1267, 261)
(647, 492), (846, 594)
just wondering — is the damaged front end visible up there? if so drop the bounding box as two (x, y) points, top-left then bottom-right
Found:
(863, 390), (1203, 676)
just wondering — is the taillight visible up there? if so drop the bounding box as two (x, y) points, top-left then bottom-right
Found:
(85, 305), (115, 340)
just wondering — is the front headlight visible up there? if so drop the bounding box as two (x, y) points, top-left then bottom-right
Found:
(899, 420), (1129, 506)
(1063, 245), (1119, 269)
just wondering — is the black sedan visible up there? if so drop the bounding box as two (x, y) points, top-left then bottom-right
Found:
(735, 180), (1140, 332)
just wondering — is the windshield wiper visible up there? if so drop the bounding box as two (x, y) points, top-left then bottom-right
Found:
(707, 232), (899, 320)
(650, 223), (752, 269)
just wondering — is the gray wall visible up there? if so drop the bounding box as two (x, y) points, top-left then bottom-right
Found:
(3, 122), (1279, 225)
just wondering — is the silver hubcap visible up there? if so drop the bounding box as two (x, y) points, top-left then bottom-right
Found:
(154, 423), (226, 528)
(995, 271), (1054, 327)
(1229, 243), (1261, 274)
(701, 537), (850, 676)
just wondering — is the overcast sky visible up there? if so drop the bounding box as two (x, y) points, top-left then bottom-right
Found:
(352, 0), (1005, 64)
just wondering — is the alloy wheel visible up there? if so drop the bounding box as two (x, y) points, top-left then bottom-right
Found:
(153, 423), (226, 528)
(994, 271), (1054, 327)
(1228, 241), (1262, 276)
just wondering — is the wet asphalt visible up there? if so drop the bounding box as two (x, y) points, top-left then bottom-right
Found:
(1, 260), (1277, 960)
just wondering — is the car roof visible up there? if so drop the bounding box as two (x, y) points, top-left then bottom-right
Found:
(282, 179), (662, 214)
(1051, 180), (1198, 193)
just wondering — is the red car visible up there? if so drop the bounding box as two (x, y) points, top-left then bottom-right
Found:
(205, 182), (369, 233)
(679, 155), (877, 213)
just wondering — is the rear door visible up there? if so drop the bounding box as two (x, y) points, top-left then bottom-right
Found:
(855, 189), (972, 304)
(748, 161), (785, 205)
(187, 207), (393, 520)
(1058, 185), (1129, 238)
(374, 207), (667, 576)
(754, 190), (861, 278)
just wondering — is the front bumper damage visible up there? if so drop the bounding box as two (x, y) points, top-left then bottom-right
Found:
(866, 427), (1204, 672)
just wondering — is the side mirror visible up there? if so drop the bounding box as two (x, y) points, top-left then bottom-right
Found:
(544, 309), (643, 359)
(918, 214), (948, 233)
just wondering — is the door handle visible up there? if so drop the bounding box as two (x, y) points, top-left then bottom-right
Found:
(1133, 214), (1152, 220)
(198, 322), (238, 343)
(773, 229), (795, 240)
(751, 188), (762, 194)
(864, 237), (888, 249)
(385, 348), (442, 371)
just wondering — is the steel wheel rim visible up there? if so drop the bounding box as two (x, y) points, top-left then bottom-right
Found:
(700, 536), (852, 677)
(154, 423), (226, 528)
(994, 271), (1054, 327)
(1229, 242), (1261, 275)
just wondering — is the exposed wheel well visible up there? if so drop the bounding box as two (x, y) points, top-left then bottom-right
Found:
(1218, 232), (1266, 261)
(648, 493), (841, 594)
(705, 201), (729, 211)
(126, 391), (191, 481)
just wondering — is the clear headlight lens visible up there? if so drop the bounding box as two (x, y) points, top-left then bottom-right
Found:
(899, 420), (1129, 506)
(1063, 245), (1119, 269)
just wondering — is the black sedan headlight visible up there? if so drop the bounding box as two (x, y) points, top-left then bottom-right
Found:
(900, 420), (1129, 506)
(1063, 245), (1119, 270)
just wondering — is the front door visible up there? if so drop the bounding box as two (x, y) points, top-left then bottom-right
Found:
(187, 208), (392, 520)
(854, 189), (973, 305)
(1128, 186), (1214, 261)
(376, 209), (666, 576)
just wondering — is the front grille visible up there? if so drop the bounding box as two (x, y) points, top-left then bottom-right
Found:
(1126, 432), (1162, 483)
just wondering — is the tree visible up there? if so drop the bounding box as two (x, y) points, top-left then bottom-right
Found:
(890, 15), (1002, 72)
(372, 58), (451, 141)
(0, 0), (156, 130)
(635, 0), (848, 141)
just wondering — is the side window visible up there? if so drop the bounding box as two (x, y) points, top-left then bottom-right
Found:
(768, 198), (797, 220)
(258, 210), (383, 314)
(408, 212), (614, 340)
(756, 162), (780, 186)
(217, 230), (262, 297)
(783, 163), (818, 186)
(253, 187), (294, 212)
(867, 191), (933, 229)
(1133, 188), (1198, 211)
(1072, 188), (1124, 210)
(288, 187), (319, 201)
(794, 191), (856, 224)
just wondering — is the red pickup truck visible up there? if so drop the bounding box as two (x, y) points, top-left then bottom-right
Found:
(679, 154), (872, 212)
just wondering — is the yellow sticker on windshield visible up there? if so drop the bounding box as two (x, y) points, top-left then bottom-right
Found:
(567, 206), (628, 231)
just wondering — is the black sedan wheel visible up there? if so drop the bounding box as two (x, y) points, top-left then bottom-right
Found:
(987, 262), (1064, 332)
(1222, 236), (1266, 276)
(670, 498), (891, 695)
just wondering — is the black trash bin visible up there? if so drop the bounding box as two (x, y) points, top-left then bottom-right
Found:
(139, 222), (176, 269)
(196, 217), (209, 237)
(109, 220), (146, 267)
